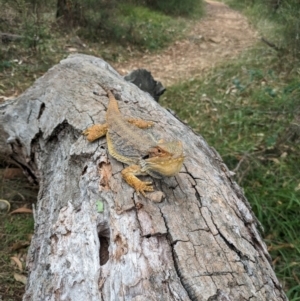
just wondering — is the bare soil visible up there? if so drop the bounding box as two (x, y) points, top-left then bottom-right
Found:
(113, 0), (257, 87)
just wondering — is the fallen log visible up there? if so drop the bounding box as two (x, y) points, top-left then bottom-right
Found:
(0, 54), (287, 301)
(0, 32), (23, 43)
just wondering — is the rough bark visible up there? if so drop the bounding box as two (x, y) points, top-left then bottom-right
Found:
(0, 54), (287, 301)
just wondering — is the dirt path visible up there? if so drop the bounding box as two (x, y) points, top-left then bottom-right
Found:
(113, 1), (257, 87)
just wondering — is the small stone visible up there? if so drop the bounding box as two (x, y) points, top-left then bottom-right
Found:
(148, 191), (165, 203)
(0, 199), (11, 212)
(209, 36), (222, 44)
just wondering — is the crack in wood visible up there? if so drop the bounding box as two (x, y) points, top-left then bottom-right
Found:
(158, 206), (194, 300)
(99, 235), (110, 266)
(37, 103), (45, 119)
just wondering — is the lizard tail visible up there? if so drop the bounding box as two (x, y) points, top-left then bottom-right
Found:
(105, 89), (120, 113)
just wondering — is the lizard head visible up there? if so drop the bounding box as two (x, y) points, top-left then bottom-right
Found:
(141, 140), (184, 178)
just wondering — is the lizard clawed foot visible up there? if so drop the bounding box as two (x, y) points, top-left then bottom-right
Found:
(82, 124), (108, 142)
(121, 165), (154, 197)
(135, 180), (154, 197)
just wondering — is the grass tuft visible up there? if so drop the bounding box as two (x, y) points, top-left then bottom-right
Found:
(113, 4), (186, 50)
(0, 173), (37, 301)
(161, 46), (300, 300)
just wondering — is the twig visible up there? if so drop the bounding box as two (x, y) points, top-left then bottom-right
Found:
(261, 37), (281, 51)
(233, 153), (248, 173)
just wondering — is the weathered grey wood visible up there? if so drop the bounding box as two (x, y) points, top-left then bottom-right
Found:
(0, 54), (287, 301)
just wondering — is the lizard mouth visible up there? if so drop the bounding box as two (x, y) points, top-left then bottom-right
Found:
(140, 155), (185, 178)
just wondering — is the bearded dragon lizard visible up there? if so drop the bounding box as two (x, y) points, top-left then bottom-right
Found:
(83, 87), (184, 196)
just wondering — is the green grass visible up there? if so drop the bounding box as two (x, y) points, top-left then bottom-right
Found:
(144, 0), (204, 18)
(0, 175), (37, 301)
(161, 46), (300, 300)
(113, 3), (187, 50)
(222, 0), (300, 58)
(0, 0), (202, 96)
(0, 215), (34, 301)
(3, 215), (34, 244)
(80, 2), (201, 50)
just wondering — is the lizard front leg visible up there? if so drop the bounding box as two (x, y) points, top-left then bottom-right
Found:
(126, 118), (154, 129)
(121, 165), (154, 196)
(82, 123), (108, 142)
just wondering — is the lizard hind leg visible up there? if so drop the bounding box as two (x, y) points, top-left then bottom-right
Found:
(121, 164), (154, 196)
(82, 123), (108, 142)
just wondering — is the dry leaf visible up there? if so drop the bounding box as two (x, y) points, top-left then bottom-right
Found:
(0, 95), (16, 102)
(66, 47), (78, 52)
(2, 168), (24, 179)
(280, 152), (287, 158)
(10, 207), (33, 214)
(11, 256), (23, 271)
(11, 241), (30, 251)
(14, 273), (27, 285)
(269, 158), (280, 164)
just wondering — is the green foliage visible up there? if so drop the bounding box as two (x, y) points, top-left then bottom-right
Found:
(277, 0), (300, 57)
(57, 0), (116, 30)
(0, 0), (176, 94)
(0, 0), (53, 51)
(0, 162), (38, 299)
(116, 4), (185, 49)
(54, 0), (202, 50)
(22, 21), (51, 51)
(78, 2), (186, 50)
(223, 0), (300, 58)
(161, 46), (300, 300)
(144, 0), (204, 17)
(0, 60), (12, 71)
(2, 216), (34, 247)
(0, 0), (199, 52)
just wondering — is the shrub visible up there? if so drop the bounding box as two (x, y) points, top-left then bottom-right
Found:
(276, 0), (300, 57)
(145, 0), (203, 17)
(77, 2), (185, 50)
(224, 0), (300, 58)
